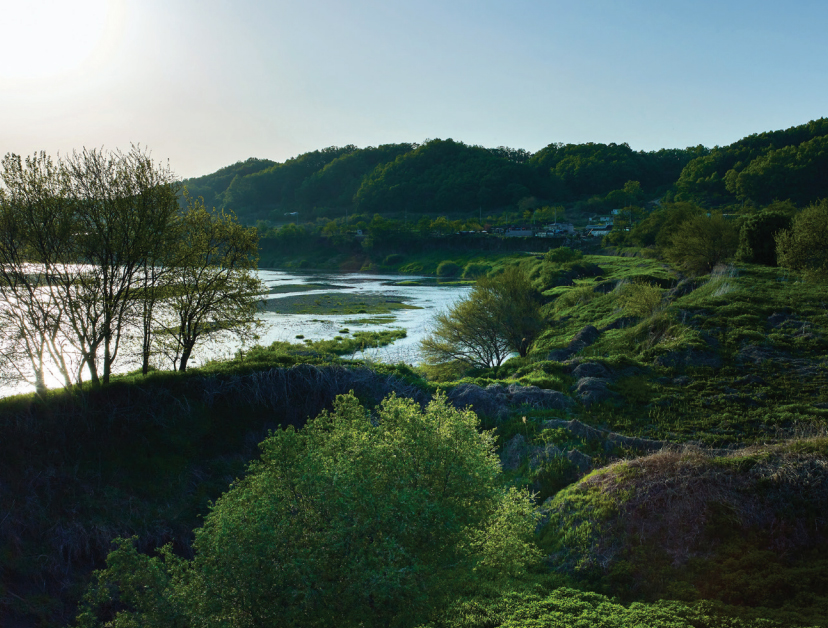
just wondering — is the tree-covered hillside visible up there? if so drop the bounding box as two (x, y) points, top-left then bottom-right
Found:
(182, 117), (828, 226)
(181, 138), (705, 224)
(675, 117), (828, 205)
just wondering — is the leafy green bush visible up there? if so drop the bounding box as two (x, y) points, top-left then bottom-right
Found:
(554, 285), (596, 312)
(544, 247), (583, 264)
(383, 253), (405, 266)
(665, 213), (739, 275)
(437, 260), (462, 277)
(462, 261), (492, 278)
(776, 199), (828, 279)
(79, 393), (540, 628)
(426, 587), (792, 628)
(736, 210), (792, 266)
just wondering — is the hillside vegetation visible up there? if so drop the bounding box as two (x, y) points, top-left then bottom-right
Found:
(3, 240), (828, 626)
(183, 118), (828, 225)
(4, 117), (828, 626)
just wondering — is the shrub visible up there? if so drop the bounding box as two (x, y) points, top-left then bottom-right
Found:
(544, 247), (583, 264)
(554, 285), (596, 312)
(736, 210), (792, 265)
(618, 281), (663, 317)
(665, 213), (739, 275)
(78, 393), (540, 628)
(776, 199), (828, 279)
(462, 262), (492, 279)
(436, 260), (462, 277)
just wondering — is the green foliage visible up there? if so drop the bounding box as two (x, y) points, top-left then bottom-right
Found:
(462, 262), (492, 279)
(355, 139), (537, 215)
(776, 199), (828, 280)
(544, 246), (583, 264)
(736, 208), (794, 265)
(553, 285), (597, 312)
(676, 117), (828, 206)
(665, 214), (739, 275)
(618, 281), (663, 317)
(425, 586), (796, 628)
(383, 253), (405, 266)
(422, 267), (544, 368)
(726, 135), (828, 205)
(626, 202), (704, 249)
(437, 260), (462, 277)
(530, 142), (701, 199)
(79, 393), (540, 628)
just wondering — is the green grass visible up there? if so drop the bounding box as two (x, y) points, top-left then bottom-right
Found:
(260, 292), (422, 314)
(265, 282), (351, 294)
(6, 246), (828, 627)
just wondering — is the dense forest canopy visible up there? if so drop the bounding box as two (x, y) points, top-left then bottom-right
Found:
(181, 118), (828, 224)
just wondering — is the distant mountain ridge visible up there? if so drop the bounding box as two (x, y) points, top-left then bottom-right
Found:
(182, 118), (828, 223)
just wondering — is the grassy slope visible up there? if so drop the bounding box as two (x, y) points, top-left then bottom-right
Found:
(436, 253), (828, 627)
(3, 250), (828, 627)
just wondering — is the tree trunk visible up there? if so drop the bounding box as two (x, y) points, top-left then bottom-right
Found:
(178, 343), (193, 372)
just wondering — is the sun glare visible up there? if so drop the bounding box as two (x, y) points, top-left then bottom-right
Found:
(0, 0), (115, 80)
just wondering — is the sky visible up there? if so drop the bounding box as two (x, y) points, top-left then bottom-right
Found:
(1, 0), (827, 179)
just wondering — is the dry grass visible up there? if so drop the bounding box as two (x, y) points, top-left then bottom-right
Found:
(547, 438), (828, 572)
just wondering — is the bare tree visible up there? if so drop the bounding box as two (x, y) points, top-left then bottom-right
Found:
(0, 147), (180, 390)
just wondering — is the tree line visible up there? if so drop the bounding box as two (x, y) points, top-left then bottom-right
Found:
(182, 139), (703, 223)
(0, 147), (260, 394)
(182, 117), (828, 226)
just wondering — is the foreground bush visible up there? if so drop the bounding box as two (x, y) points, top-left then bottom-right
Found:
(425, 587), (796, 628)
(78, 393), (539, 628)
(776, 199), (828, 279)
(735, 209), (792, 266)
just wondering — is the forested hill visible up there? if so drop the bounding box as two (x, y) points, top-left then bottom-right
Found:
(675, 117), (828, 205)
(181, 139), (700, 223)
(181, 118), (828, 224)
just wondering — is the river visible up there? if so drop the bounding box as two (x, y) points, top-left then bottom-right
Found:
(247, 270), (470, 365)
(0, 270), (470, 398)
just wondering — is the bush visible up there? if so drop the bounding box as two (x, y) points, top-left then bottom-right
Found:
(776, 199), (828, 279)
(544, 247), (583, 264)
(462, 262), (492, 279)
(736, 210), (793, 266)
(383, 253), (405, 266)
(665, 213), (739, 275)
(79, 393), (540, 628)
(436, 260), (462, 277)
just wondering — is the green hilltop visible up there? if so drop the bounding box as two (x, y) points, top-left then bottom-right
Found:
(182, 117), (828, 224)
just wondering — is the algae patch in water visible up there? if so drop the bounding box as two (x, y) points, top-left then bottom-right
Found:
(261, 292), (422, 315)
(266, 283), (354, 294)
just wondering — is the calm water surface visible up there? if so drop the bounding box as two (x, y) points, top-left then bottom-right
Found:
(250, 270), (470, 365)
(0, 270), (469, 397)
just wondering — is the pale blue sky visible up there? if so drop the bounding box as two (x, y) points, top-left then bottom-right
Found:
(1, 0), (826, 178)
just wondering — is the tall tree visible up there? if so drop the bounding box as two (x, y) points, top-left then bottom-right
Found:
(159, 195), (262, 371)
(59, 147), (180, 384)
(0, 153), (75, 392)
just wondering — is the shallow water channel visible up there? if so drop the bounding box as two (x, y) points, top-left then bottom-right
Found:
(0, 271), (470, 398)
(251, 270), (471, 365)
